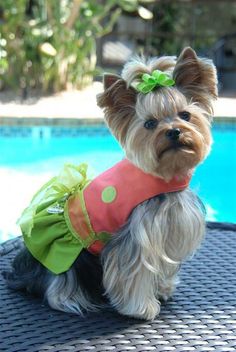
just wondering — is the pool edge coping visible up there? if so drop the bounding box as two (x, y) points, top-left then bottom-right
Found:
(0, 116), (236, 126)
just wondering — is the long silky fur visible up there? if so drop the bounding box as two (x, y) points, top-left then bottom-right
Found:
(102, 189), (205, 320)
(6, 47), (216, 320)
(6, 189), (205, 320)
(6, 249), (105, 315)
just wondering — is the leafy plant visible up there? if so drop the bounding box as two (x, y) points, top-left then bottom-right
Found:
(0, 0), (150, 93)
(151, 1), (236, 56)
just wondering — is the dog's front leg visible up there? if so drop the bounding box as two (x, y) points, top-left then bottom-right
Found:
(102, 191), (205, 320)
(102, 234), (161, 320)
(102, 203), (162, 321)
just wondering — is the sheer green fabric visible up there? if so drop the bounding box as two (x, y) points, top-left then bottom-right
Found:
(18, 164), (95, 274)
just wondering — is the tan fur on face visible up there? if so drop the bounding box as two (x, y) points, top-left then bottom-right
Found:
(124, 87), (212, 180)
(97, 47), (217, 181)
(156, 105), (212, 180)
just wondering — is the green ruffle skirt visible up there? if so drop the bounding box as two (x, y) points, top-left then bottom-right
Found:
(18, 163), (95, 274)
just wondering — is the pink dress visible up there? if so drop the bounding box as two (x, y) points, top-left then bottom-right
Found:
(68, 159), (190, 255)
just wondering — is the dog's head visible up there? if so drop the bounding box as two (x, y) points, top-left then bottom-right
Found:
(97, 47), (218, 180)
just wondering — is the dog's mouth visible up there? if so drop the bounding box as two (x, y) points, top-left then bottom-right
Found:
(158, 142), (194, 159)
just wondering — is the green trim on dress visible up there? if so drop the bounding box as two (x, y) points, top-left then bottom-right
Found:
(18, 163), (105, 274)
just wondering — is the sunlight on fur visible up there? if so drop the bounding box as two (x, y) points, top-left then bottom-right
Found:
(102, 190), (205, 320)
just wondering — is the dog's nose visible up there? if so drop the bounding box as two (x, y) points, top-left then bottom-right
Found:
(165, 128), (181, 140)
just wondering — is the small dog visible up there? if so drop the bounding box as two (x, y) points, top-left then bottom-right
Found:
(6, 47), (217, 320)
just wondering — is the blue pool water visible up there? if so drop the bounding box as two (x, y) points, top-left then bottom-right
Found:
(0, 124), (235, 232)
(0, 126), (122, 173)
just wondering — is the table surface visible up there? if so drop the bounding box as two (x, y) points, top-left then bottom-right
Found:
(0, 224), (236, 352)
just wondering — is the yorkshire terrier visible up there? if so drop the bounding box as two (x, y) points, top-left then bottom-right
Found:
(6, 47), (217, 320)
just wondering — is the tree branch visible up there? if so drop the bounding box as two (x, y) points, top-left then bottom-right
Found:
(65, 0), (83, 30)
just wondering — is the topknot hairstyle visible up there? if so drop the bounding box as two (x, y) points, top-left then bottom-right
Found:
(121, 55), (176, 88)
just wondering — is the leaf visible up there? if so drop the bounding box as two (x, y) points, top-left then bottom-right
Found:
(119, 0), (138, 12)
(39, 42), (57, 57)
(0, 59), (9, 70)
(138, 6), (153, 20)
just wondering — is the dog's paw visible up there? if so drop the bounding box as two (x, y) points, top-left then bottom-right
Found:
(118, 300), (161, 321)
(158, 278), (178, 302)
(158, 287), (174, 302)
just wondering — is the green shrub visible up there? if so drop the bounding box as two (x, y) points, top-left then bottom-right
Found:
(0, 0), (145, 92)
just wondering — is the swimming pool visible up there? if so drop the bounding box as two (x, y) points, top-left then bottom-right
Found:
(0, 123), (235, 242)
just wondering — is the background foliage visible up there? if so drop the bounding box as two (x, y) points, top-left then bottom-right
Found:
(151, 1), (236, 56)
(0, 0), (151, 93)
(0, 0), (235, 94)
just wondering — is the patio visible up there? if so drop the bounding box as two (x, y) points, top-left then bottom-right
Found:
(0, 223), (235, 351)
(0, 83), (236, 121)
(0, 1), (235, 350)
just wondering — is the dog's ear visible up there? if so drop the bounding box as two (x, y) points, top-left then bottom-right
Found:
(103, 73), (121, 90)
(97, 74), (137, 144)
(97, 74), (137, 109)
(173, 47), (218, 113)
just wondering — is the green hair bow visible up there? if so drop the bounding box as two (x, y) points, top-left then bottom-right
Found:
(136, 69), (175, 94)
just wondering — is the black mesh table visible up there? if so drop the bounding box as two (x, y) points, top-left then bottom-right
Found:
(1, 224), (236, 352)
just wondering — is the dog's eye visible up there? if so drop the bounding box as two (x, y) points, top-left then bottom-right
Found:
(178, 111), (191, 121)
(144, 119), (158, 130)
